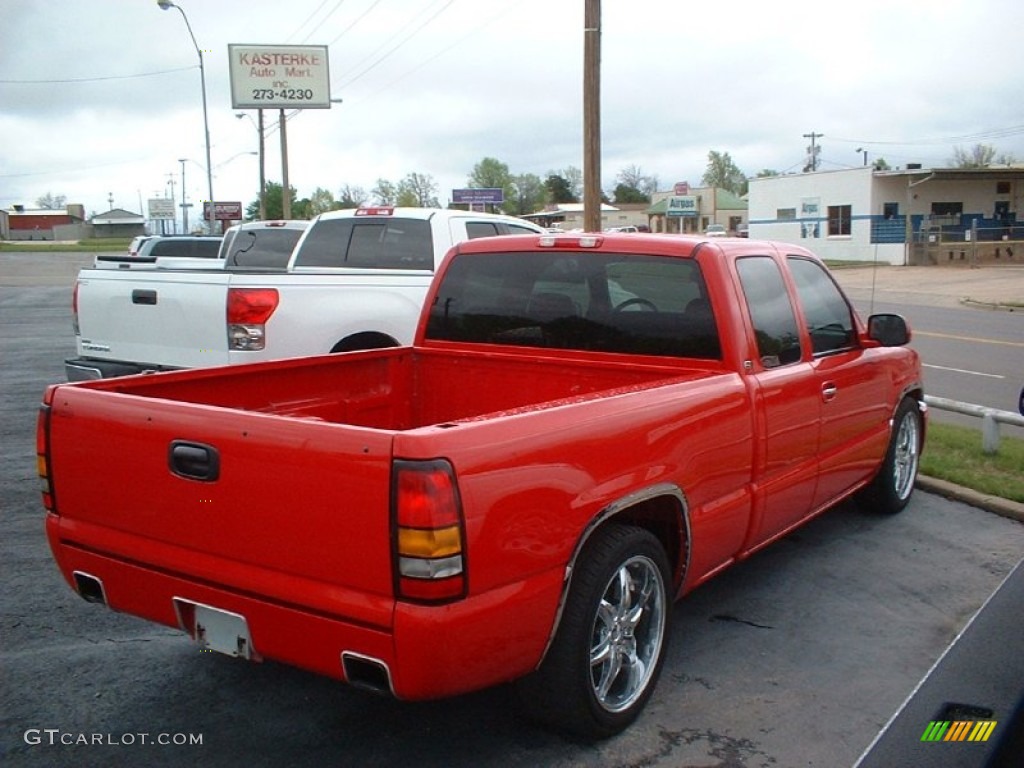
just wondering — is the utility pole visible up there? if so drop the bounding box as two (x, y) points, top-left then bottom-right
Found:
(280, 108), (291, 219)
(583, 0), (601, 233)
(166, 174), (176, 233)
(803, 131), (823, 172)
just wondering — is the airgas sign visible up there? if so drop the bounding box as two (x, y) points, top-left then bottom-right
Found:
(666, 196), (697, 217)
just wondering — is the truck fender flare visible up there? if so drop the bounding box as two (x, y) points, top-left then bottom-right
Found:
(536, 482), (691, 667)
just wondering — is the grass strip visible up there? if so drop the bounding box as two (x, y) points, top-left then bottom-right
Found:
(921, 422), (1024, 503)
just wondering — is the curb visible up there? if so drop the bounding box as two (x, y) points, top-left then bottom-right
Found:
(959, 298), (1020, 312)
(917, 475), (1024, 523)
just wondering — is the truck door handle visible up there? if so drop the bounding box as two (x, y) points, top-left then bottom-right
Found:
(132, 289), (157, 305)
(169, 441), (220, 481)
(821, 383), (838, 402)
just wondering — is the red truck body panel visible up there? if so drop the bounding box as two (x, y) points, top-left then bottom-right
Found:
(40, 233), (925, 708)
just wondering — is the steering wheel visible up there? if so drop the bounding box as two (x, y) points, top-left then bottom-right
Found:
(613, 298), (659, 313)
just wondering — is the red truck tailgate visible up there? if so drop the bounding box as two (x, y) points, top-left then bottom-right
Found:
(44, 385), (397, 629)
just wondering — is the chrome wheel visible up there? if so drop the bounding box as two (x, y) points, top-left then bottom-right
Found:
(892, 407), (921, 502)
(589, 554), (667, 713)
(514, 525), (673, 739)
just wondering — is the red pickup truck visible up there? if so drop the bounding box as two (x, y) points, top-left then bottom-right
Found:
(37, 232), (925, 738)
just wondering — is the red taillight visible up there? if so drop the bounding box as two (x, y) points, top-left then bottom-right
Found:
(393, 460), (466, 603)
(36, 398), (55, 513)
(227, 288), (279, 324)
(227, 288), (279, 351)
(355, 206), (394, 216)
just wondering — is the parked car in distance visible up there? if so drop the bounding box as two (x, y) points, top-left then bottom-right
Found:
(737, 224), (749, 238)
(704, 224), (727, 237)
(127, 235), (156, 257)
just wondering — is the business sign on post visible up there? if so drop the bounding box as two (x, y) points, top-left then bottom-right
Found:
(203, 201), (244, 222)
(666, 195), (697, 216)
(148, 198), (175, 221)
(452, 188), (505, 205)
(229, 45), (331, 110)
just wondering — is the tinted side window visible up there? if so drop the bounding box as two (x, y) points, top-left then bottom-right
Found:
(466, 222), (501, 239)
(193, 240), (221, 258)
(150, 240), (192, 258)
(736, 256), (802, 368)
(505, 223), (541, 235)
(787, 257), (856, 355)
(293, 218), (433, 270)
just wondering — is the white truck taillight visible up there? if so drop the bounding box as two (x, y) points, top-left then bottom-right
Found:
(392, 459), (466, 603)
(227, 288), (279, 351)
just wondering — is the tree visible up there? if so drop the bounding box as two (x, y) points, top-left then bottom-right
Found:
(702, 151), (747, 195)
(507, 173), (547, 215)
(756, 169), (780, 178)
(612, 183), (648, 204)
(307, 187), (337, 217)
(561, 166), (584, 201)
(36, 192), (67, 210)
(545, 173), (577, 204)
(372, 179), (398, 206)
(245, 181), (302, 220)
(337, 184), (368, 209)
(872, 157), (891, 171)
(396, 172), (440, 208)
(614, 165), (657, 201)
(468, 157), (514, 209)
(950, 144), (997, 168)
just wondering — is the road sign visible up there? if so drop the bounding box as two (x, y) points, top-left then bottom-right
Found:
(452, 188), (504, 205)
(148, 198), (175, 220)
(229, 45), (331, 110)
(203, 202), (244, 221)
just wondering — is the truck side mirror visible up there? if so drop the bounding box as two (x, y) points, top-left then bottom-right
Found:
(867, 313), (910, 347)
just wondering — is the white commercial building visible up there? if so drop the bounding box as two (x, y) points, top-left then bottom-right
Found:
(748, 166), (1024, 265)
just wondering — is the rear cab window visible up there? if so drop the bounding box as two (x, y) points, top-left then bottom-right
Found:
(225, 228), (305, 270)
(426, 250), (721, 359)
(293, 217), (433, 270)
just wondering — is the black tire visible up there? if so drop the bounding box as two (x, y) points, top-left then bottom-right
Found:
(857, 397), (923, 514)
(515, 524), (672, 740)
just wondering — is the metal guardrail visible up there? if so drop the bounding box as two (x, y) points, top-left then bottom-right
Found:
(924, 395), (1024, 454)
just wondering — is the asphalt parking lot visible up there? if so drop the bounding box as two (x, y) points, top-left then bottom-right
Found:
(2, 253), (1023, 767)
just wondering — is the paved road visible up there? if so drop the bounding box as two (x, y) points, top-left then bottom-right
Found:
(2, 254), (1023, 767)
(835, 264), (1024, 437)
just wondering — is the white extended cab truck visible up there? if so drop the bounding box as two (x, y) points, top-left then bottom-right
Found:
(67, 207), (544, 380)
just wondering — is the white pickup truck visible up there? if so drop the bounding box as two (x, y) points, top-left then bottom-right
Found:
(66, 207), (543, 380)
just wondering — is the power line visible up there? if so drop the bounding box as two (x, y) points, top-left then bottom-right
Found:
(285, 0), (341, 43)
(0, 66), (195, 85)
(829, 124), (1024, 147)
(333, 0), (455, 91)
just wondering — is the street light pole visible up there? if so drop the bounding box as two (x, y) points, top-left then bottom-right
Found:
(178, 158), (188, 233)
(158, 1), (215, 234)
(236, 111), (267, 220)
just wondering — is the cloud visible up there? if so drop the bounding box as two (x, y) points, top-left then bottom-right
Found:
(2, 0), (1023, 218)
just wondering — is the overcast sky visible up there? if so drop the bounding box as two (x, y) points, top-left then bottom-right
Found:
(2, 0), (1023, 222)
